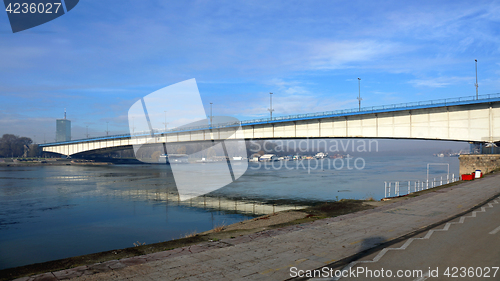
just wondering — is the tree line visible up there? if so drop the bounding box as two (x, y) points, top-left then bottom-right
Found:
(0, 134), (34, 158)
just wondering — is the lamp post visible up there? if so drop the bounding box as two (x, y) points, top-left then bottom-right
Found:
(357, 78), (362, 111)
(268, 93), (274, 120)
(475, 59), (478, 100)
(163, 111), (168, 132)
(106, 122), (109, 136)
(86, 126), (89, 138)
(210, 103), (213, 126)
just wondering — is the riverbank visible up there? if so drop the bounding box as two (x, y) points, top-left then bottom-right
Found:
(4, 170), (499, 281)
(0, 158), (147, 166)
(0, 158), (105, 166)
(1, 199), (375, 280)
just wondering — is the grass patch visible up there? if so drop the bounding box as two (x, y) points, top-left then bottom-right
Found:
(212, 221), (226, 233)
(182, 230), (198, 238)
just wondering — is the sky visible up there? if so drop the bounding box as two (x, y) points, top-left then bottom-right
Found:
(0, 0), (499, 145)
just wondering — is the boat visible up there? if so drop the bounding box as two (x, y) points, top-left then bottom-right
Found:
(259, 154), (278, 161)
(158, 154), (189, 164)
(314, 152), (328, 159)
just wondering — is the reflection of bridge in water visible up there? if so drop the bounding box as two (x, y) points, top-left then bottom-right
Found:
(50, 172), (309, 215)
(95, 185), (308, 216)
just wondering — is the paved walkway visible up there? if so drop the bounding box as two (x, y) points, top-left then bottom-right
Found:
(18, 174), (500, 281)
(331, 194), (500, 280)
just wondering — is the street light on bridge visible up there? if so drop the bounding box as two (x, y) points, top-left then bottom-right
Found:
(357, 78), (362, 111)
(268, 92), (274, 120)
(163, 111), (168, 132)
(475, 59), (478, 100)
(210, 102), (213, 126)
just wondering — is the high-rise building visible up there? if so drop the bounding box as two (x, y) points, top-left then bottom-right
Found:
(56, 110), (71, 142)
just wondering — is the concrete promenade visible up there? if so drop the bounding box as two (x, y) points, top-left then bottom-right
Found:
(18, 173), (500, 281)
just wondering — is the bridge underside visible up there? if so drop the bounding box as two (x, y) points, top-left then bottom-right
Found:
(43, 144), (134, 157)
(43, 102), (500, 156)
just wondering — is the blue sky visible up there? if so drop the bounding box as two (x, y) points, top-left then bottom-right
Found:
(1, 0), (500, 143)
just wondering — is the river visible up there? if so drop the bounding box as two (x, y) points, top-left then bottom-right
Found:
(0, 154), (458, 269)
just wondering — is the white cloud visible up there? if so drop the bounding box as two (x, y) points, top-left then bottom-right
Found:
(408, 76), (474, 88)
(306, 40), (402, 70)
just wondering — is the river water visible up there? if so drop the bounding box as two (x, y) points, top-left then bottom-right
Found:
(0, 155), (458, 269)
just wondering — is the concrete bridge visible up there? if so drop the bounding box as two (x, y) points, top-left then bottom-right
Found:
(40, 94), (500, 156)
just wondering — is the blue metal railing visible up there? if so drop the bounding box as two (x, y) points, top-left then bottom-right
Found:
(40, 93), (500, 147)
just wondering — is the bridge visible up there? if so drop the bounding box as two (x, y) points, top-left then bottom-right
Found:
(40, 94), (500, 156)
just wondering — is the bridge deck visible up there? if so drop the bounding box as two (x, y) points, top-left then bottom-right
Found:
(40, 93), (500, 148)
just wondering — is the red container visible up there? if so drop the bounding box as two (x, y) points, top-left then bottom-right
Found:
(461, 174), (474, 181)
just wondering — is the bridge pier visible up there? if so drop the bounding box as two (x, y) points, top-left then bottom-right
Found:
(469, 141), (500, 154)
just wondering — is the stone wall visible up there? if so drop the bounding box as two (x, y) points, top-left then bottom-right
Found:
(459, 154), (500, 175)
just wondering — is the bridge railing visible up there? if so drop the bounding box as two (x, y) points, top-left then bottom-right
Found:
(384, 174), (458, 198)
(41, 93), (500, 147)
(239, 93), (499, 125)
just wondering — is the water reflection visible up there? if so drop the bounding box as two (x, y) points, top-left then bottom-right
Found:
(93, 186), (305, 216)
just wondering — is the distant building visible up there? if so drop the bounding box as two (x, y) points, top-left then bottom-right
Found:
(56, 110), (71, 142)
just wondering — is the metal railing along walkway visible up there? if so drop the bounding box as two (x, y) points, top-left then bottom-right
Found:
(384, 174), (459, 198)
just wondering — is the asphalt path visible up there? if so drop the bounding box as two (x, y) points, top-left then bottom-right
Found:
(322, 196), (500, 281)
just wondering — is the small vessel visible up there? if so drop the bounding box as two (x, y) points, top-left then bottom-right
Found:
(315, 152), (328, 159)
(159, 154), (168, 163)
(249, 157), (260, 162)
(259, 154), (278, 161)
(158, 154), (189, 164)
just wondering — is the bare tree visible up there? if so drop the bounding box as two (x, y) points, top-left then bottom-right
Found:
(0, 134), (33, 157)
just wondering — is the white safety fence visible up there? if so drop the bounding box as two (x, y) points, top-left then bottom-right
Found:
(384, 174), (459, 198)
